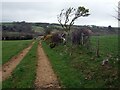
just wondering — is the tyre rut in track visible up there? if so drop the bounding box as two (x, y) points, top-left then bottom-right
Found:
(35, 42), (60, 89)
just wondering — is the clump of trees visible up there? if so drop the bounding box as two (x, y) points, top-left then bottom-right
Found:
(71, 28), (91, 46)
(56, 6), (103, 57)
(43, 32), (66, 48)
(2, 21), (34, 40)
(57, 6), (91, 46)
(2, 21), (32, 33)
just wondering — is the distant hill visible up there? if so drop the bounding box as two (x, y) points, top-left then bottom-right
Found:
(1, 21), (118, 40)
(33, 22), (118, 35)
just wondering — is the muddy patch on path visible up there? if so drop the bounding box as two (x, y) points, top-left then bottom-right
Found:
(0, 42), (34, 81)
(35, 42), (60, 89)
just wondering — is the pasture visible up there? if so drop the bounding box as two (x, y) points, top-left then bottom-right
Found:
(42, 35), (119, 88)
(2, 40), (32, 65)
(1, 35), (119, 88)
(1, 2), (119, 88)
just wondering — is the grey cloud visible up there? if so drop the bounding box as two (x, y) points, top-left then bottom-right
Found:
(2, 0), (119, 27)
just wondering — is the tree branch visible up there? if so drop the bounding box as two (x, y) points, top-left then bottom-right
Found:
(57, 6), (90, 32)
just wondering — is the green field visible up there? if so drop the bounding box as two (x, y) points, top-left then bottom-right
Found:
(91, 35), (118, 57)
(2, 40), (32, 65)
(3, 41), (38, 88)
(32, 26), (44, 33)
(1, 35), (119, 88)
(42, 35), (119, 88)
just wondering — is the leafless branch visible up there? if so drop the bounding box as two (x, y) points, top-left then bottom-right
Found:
(57, 6), (90, 32)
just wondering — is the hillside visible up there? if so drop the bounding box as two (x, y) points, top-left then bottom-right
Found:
(1, 22), (118, 40)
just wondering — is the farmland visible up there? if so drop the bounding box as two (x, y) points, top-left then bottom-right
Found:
(1, 0), (119, 88)
(42, 35), (119, 88)
(2, 41), (38, 88)
(1, 35), (119, 88)
(1, 23), (119, 88)
(2, 40), (32, 65)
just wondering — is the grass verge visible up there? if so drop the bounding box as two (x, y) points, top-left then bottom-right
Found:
(42, 42), (85, 88)
(42, 35), (119, 88)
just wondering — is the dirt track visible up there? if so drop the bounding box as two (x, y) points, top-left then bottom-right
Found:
(35, 42), (60, 88)
(0, 42), (34, 81)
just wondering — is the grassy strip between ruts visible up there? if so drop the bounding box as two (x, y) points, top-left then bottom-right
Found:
(2, 41), (38, 88)
(2, 40), (33, 65)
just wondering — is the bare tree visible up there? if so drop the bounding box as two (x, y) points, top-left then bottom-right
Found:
(114, 1), (120, 21)
(57, 6), (90, 33)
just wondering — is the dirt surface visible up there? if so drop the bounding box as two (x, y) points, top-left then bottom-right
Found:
(0, 42), (34, 81)
(35, 42), (60, 89)
(0, 68), (2, 83)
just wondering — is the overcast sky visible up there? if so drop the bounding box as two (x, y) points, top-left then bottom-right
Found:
(1, 0), (120, 27)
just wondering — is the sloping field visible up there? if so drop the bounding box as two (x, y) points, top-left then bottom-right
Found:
(32, 26), (44, 33)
